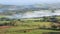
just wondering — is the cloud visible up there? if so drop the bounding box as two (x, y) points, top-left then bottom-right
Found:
(0, 0), (60, 5)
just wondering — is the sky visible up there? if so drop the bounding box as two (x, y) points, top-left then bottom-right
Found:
(0, 0), (60, 5)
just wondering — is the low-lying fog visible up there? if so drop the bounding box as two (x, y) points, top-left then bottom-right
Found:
(7, 10), (60, 18)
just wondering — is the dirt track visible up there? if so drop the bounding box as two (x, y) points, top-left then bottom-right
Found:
(0, 26), (12, 29)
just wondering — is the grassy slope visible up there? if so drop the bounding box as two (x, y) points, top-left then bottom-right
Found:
(0, 16), (60, 34)
(0, 22), (60, 34)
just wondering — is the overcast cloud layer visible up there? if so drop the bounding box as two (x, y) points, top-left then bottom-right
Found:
(0, 0), (60, 5)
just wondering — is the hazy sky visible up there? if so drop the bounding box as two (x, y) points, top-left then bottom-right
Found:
(0, 0), (60, 5)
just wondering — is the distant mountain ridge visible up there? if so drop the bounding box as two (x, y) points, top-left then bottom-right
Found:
(0, 3), (60, 18)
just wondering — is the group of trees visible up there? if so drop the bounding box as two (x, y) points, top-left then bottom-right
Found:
(0, 17), (21, 26)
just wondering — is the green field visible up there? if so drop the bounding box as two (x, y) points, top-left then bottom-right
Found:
(0, 21), (60, 34)
(0, 16), (60, 34)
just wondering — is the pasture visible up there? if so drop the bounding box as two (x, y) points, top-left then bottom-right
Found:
(0, 16), (60, 34)
(0, 21), (60, 34)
